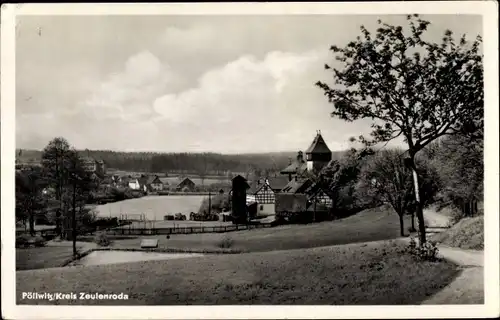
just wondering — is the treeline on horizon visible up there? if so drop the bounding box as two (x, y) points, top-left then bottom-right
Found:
(16, 148), (346, 175)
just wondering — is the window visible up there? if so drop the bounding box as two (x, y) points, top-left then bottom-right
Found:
(260, 205), (264, 210)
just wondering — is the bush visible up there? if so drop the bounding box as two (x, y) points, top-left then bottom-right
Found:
(33, 236), (47, 247)
(217, 235), (234, 249)
(16, 235), (30, 248)
(94, 233), (111, 247)
(404, 237), (440, 261)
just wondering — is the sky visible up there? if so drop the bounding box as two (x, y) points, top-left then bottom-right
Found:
(15, 14), (482, 154)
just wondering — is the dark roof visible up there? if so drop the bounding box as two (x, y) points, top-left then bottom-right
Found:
(267, 176), (290, 190)
(305, 132), (332, 154)
(275, 193), (307, 213)
(145, 175), (161, 184)
(232, 175), (250, 189)
(280, 161), (307, 174)
(281, 178), (313, 194)
(177, 177), (195, 187)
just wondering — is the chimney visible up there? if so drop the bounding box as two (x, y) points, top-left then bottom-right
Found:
(257, 179), (261, 185)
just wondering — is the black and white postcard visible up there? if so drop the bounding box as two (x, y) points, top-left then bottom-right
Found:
(1, 2), (498, 319)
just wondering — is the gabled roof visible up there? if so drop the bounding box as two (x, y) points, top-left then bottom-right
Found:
(267, 176), (291, 190)
(177, 177), (195, 187)
(281, 178), (313, 194)
(305, 132), (331, 154)
(280, 161), (307, 174)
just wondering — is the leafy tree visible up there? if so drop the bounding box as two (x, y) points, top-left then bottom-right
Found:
(357, 149), (439, 236)
(424, 134), (483, 217)
(65, 149), (97, 255)
(40, 137), (73, 235)
(316, 15), (483, 243)
(15, 167), (48, 235)
(306, 148), (374, 216)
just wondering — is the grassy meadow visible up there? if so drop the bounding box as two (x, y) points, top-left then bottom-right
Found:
(16, 240), (459, 305)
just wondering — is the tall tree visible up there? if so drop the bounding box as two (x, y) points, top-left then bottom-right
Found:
(357, 149), (439, 236)
(66, 150), (96, 256)
(15, 167), (48, 235)
(41, 137), (73, 236)
(316, 15), (483, 244)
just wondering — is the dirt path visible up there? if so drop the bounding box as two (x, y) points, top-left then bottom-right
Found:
(424, 207), (453, 228)
(404, 209), (484, 304)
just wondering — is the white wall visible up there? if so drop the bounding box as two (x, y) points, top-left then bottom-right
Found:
(257, 203), (275, 217)
(128, 180), (141, 190)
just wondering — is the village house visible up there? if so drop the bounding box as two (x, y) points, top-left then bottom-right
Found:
(141, 175), (164, 192)
(81, 157), (106, 177)
(159, 177), (170, 191)
(176, 177), (196, 192)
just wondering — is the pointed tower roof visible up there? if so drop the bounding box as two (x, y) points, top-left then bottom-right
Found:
(305, 131), (331, 154)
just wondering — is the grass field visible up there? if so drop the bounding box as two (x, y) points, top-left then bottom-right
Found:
(16, 240), (459, 305)
(16, 245), (88, 271)
(109, 206), (411, 252)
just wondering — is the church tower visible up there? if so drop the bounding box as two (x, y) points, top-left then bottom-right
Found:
(305, 130), (332, 173)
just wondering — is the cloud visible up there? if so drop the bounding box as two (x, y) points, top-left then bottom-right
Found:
(150, 49), (345, 153)
(82, 51), (177, 121)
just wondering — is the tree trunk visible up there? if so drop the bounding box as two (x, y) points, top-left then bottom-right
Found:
(398, 214), (405, 237)
(72, 183), (77, 257)
(411, 211), (415, 230)
(29, 208), (35, 236)
(409, 157), (426, 245)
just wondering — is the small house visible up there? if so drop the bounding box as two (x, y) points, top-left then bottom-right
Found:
(176, 177), (196, 192)
(144, 175), (163, 192)
(249, 179), (276, 217)
(275, 193), (308, 218)
(128, 178), (143, 191)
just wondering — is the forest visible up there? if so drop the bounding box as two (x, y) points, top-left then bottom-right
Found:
(16, 149), (344, 176)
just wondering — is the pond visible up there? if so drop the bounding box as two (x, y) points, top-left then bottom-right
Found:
(94, 195), (206, 221)
(69, 250), (204, 267)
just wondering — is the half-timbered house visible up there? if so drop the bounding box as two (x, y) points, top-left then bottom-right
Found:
(248, 178), (276, 217)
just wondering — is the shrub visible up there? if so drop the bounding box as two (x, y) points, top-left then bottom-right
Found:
(94, 233), (111, 247)
(217, 235), (234, 249)
(16, 235), (30, 248)
(33, 236), (47, 247)
(405, 237), (440, 261)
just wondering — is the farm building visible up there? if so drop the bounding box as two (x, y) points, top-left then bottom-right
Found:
(143, 175), (164, 191)
(176, 177), (196, 192)
(275, 193), (308, 218)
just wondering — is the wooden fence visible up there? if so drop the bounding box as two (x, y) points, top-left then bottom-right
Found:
(107, 223), (274, 236)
